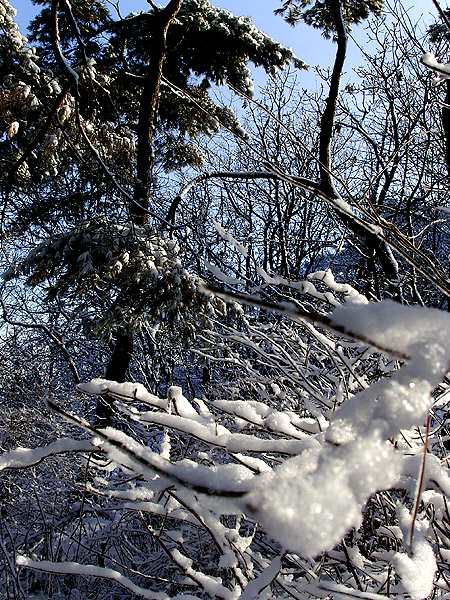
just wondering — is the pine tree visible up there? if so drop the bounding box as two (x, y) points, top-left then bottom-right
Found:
(2, 0), (305, 425)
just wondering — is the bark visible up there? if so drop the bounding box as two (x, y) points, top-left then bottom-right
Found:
(131, 0), (184, 225)
(318, 0), (347, 197)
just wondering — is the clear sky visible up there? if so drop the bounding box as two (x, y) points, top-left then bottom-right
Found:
(10, 0), (442, 92)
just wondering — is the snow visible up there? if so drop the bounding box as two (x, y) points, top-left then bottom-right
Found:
(170, 548), (236, 600)
(78, 378), (168, 409)
(169, 386), (204, 420)
(212, 399), (265, 424)
(401, 452), (450, 498)
(205, 259), (244, 286)
(73, 299), (450, 563)
(236, 556), (281, 599)
(90, 426), (256, 495)
(421, 52), (450, 83)
(243, 432), (401, 557)
(392, 540), (436, 600)
(238, 300), (450, 557)
(0, 438), (95, 470)
(325, 301), (450, 442)
(329, 300), (450, 363)
(213, 219), (248, 257)
(123, 401), (319, 454)
(308, 270), (368, 305)
(392, 507), (436, 600)
(16, 556), (202, 600)
(19, 281), (450, 596)
(7, 120), (19, 137)
(310, 581), (391, 600)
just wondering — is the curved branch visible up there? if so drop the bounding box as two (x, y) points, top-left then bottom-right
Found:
(172, 167), (450, 297)
(167, 170), (319, 224)
(16, 557), (171, 600)
(0, 439), (95, 470)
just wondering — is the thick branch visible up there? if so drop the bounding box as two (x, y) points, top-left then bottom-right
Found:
(442, 81), (450, 177)
(317, 1), (401, 296)
(95, 328), (134, 428)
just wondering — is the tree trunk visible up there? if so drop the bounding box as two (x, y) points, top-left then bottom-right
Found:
(95, 0), (184, 427)
(95, 329), (133, 427)
(442, 80), (450, 178)
(318, 0), (401, 300)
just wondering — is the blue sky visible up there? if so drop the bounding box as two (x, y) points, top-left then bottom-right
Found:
(10, 0), (441, 92)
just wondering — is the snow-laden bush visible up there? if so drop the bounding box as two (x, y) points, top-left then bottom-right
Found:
(2, 271), (450, 600)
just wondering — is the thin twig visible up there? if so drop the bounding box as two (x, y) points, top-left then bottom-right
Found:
(409, 412), (431, 549)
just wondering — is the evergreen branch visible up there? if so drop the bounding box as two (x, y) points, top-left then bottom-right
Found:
(74, 99), (133, 203)
(5, 85), (70, 188)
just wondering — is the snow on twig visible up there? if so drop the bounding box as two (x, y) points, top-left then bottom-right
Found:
(0, 438), (95, 470)
(16, 556), (202, 600)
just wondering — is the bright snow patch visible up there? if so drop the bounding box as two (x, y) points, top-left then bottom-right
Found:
(241, 301), (450, 557)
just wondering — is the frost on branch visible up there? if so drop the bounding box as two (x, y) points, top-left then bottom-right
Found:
(230, 300), (449, 557)
(7, 257), (449, 597)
